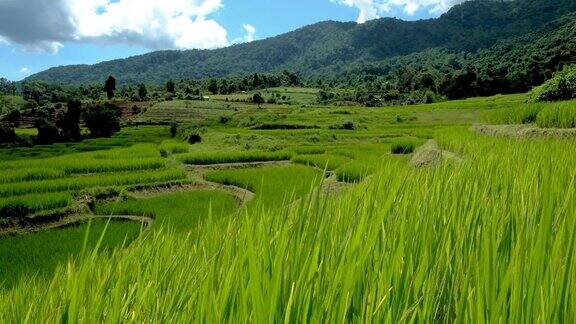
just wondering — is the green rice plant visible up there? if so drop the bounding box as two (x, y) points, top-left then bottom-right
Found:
(0, 157), (165, 176)
(90, 144), (162, 159)
(204, 165), (322, 208)
(0, 168), (65, 184)
(95, 190), (236, 232)
(0, 154), (164, 173)
(58, 158), (166, 175)
(336, 158), (378, 183)
(252, 123), (320, 130)
(178, 150), (292, 165)
(330, 149), (358, 159)
(536, 100), (576, 128)
(390, 138), (421, 154)
(2, 135), (574, 322)
(291, 154), (351, 171)
(482, 103), (544, 125)
(289, 146), (326, 155)
(1, 94), (576, 321)
(158, 140), (189, 155)
(0, 169), (187, 197)
(0, 192), (73, 218)
(0, 220), (141, 289)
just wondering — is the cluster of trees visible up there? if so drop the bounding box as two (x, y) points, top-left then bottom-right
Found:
(162, 71), (302, 101)
(316, 86), (438, 107)
(530, 65), (576, 102)
(0, 104), (20, 143)
(0, 78), (122, 145)
(0, 78), (16, 95)
(0, 81), (23, 143)
(17, 71), (302, 105)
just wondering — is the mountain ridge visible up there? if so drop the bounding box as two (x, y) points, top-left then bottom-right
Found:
(26, 0), (576, 86)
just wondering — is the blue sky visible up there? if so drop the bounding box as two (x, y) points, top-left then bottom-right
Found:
(0, 0), (462, 81)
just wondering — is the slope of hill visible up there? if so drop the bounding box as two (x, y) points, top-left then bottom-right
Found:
(338, 11), (576, 98)
(26, 0), (576, 85)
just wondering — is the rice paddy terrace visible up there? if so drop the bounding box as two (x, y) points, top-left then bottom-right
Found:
(1, 90), (575, 321)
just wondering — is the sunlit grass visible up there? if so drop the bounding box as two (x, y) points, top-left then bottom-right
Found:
(95, 190), (236, 232)
(178, 150), (292, 165)
(1, 131), (574, 321)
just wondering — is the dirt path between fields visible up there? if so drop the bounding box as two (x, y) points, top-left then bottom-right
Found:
(0, 214), (153, 237)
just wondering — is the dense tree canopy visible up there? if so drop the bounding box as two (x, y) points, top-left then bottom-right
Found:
(82, 102), (122, 138)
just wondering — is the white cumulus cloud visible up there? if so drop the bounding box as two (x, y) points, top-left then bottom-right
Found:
(0, 0), (255, 53)
(231, 24), (257, 44)
(243, 24), (256, 43)
(333, 0), (468, 23)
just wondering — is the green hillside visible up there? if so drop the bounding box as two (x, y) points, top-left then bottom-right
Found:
(26, 0), (576, 88)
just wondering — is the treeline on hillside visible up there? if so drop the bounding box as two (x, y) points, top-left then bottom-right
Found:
(18, 70), (302, 102)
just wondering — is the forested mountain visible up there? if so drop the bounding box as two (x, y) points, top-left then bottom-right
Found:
(26, 0), (576, 88)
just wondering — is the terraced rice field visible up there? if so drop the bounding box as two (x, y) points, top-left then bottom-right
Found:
(1, 92), (575, 321)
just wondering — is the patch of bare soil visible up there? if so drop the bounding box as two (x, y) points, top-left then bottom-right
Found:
(410, 140), (463, 168)
(472, 124), (576, 138)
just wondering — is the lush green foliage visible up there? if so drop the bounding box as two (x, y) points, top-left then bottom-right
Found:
(178, 150), (292, 165)
(0, 95), (22, 143)
(530, 65), (576, 102)
(82, 102), (122, 138)
(390, 139), (419, 154)
(536, 101), (576, 128)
